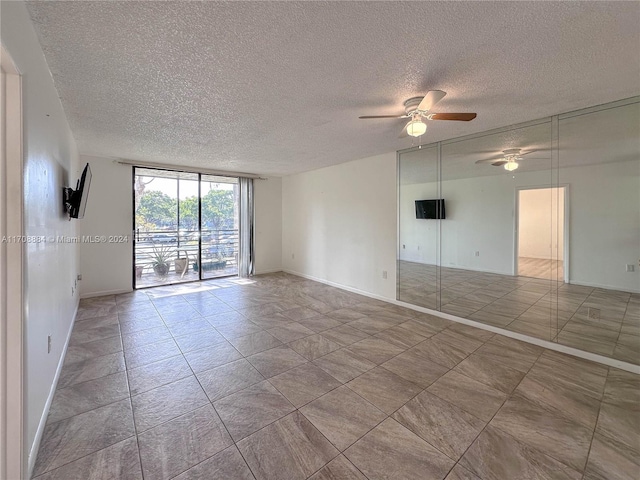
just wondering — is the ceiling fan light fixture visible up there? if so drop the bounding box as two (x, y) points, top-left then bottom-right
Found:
(407, 118), (427, 137)
(504, 160), (519, 171)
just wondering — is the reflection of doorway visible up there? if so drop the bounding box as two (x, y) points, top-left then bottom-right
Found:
(516, 187), (567, 282)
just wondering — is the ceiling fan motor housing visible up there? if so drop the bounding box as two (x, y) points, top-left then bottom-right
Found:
(404, 97), (424, 114)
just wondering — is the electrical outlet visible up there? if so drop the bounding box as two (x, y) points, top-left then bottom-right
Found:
(47, 335), (52, 354)
(402, 245), (405, 249)
(626, 264), (635, 272)
(77, 274), (82, 281)
(382, 270), (388, 279)
(475, 251), (480, 257)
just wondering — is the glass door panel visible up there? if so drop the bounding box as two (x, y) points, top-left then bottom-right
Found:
(199, 175), (239, 279)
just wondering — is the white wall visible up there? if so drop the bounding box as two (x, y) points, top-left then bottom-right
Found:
(1, 2), (80, 471)
(254, 177), (282, 274)
(79, 156), (133, 297)
(399, 160), (640, 292)
(282, 152), (397, 300)
(80, 159), (283, 297)
(518, 187), (564, 261)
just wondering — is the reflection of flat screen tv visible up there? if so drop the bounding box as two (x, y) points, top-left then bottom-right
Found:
(64, 163), (92, 219)
(415, 199), (445, 219)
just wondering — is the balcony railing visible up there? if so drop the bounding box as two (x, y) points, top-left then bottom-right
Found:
(134, 229), (239, 287)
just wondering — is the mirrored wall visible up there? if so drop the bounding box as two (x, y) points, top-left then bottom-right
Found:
(398, 97), (640, 365)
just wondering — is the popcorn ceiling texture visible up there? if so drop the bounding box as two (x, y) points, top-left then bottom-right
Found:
(25, 1), (640, 176)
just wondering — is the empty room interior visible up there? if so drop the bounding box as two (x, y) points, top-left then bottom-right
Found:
(1, 2), (639, 480)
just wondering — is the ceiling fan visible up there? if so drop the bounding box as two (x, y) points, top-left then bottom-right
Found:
(359, 90), (477, 137)
(474, 148), (548, 171)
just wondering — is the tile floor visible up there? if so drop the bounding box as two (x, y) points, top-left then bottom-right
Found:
(398, 260), (640, 364)
(33, 273), (639, 480)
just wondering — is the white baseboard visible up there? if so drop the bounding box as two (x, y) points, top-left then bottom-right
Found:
(27, 301), (79, 477)
(568, 280), (640, 294)
(283, 269), (640, 375)
(254, 268), (283, 275)
(80, 288), (132, 299)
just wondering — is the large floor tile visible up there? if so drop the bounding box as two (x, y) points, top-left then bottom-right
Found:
(48, 372), (130, 423)
(172, 445), (254, 480)
(227, 330), (283, 356)
(268, 322), (315, 343)
(124, 338), (181, 369)
(246, 345), (307, 378)
(308, 455), (367, 480)
(320, 325), (370, 347)
(138, 405), (232, 480)
(595, 401), (640, 455)
(444, 464), (482, 480)
(346, 337), (405, 365)
(454, 353), (525, 394)
(473, 335), (543, 373)
(173, 328), (228, 353)
(32, 436), (141, 480)
(603, 368), (640, 410)
(393, 390), (486, 460)
(268, 362), (341, 408)
(183, 341), (243, 372)
(121, 326), (172, 350)
(127, 354), (192, 396)
(289, 334), (342, 360)
(57, 352), (126, 389)
(460, 425), (581, 480)
(346, 367), (422, 415)
(583, 433), (640, 480)
(489, 394), (594, 472)
(300, 386), (386, 451)
(515, 374), (602, 429)
(131, 375), (209, 432)
(344, 418), (454, 480)
(33, 398), (135, 476)
(428, 370), (507, 421)
(380, 348), (448, 388)
(196, 358), (264, 402)
(237, 411), (339, 480)
(213, 380), (295, 441)
(64, 336), (124, 365)
(313, 349), (376, 383)
(409, 339), (469, 369)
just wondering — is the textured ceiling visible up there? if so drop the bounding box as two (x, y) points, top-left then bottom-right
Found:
(26, 1), (640, 177)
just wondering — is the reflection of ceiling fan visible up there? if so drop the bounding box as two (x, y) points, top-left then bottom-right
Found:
(359, 90), (477, 137)
(475, 148), (548, 171)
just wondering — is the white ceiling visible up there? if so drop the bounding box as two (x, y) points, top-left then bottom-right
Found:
(26, 1), (640, 177)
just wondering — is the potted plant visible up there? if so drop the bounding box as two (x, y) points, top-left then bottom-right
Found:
(174, 250), (189, 277)
(150, 245), (172, 277)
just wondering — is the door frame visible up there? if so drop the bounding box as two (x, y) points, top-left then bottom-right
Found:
(513, 184), (570, 283)
(1, 44), (25, 480)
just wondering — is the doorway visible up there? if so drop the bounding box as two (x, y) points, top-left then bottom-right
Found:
(133, 168), (239, 288)
(517, 186), (567, 282)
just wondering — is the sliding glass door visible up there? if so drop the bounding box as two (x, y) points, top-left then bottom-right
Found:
(133, 168), (239, 288)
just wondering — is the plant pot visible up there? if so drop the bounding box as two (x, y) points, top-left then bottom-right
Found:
(135, 265), (144, 279)
(153, 264), (170, 277)
(175, 258), (188, 274)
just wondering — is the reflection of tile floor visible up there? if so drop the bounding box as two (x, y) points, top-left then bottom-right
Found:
(33, 273), (639, 479)
(398, 261), (640, 365)
(518, 256), (564, 280)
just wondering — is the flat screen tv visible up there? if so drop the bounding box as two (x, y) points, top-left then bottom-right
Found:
(415, 199), (445, 219)
(66, 163), (92, 219)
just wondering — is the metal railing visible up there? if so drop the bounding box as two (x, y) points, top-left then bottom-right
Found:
(134, 228), (239, 276)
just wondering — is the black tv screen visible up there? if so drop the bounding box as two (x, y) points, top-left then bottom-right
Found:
(69, 163), (92, 219)
(415, 199), (445, 219)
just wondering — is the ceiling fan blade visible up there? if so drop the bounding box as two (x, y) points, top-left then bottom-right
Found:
(475, 155), (505, 164)
(418, 90), (446, 111)
(491, 160), (507, 166)
(430, 113), (477, 121)
(359, 115), (408, 119)
(399, 123), (409, 138)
